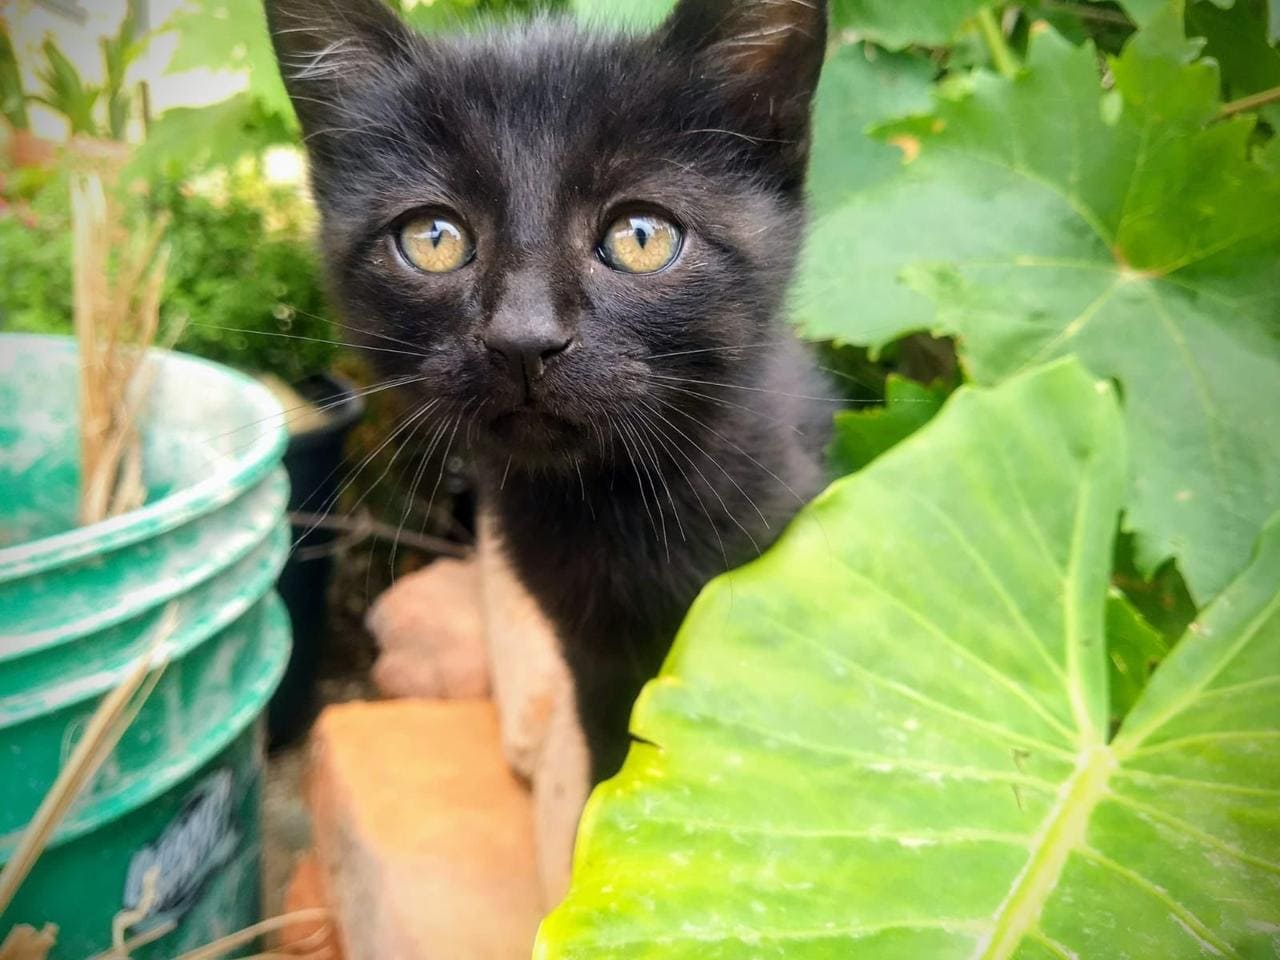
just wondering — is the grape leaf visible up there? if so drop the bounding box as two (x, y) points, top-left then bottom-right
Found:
(809, 46), (936, 210)
(537, 359), (1280, 959)
(830, 0), (989, 50)
(796, 18), (1280, 604)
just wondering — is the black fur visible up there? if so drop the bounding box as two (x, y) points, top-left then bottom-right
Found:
(268, 0), (832, 780)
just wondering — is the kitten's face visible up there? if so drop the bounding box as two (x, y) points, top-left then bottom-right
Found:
(269, 0), (827, 468)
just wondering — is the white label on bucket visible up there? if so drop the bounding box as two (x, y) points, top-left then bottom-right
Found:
(122, 768), (240, 925)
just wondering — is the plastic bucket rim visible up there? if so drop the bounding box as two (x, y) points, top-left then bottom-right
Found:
(0, 520), (290, 728)
(0, 334), (287, 582)
(0, 471), (289, 666)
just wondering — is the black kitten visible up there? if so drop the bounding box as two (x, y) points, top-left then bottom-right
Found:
(268, 0), (832, 781)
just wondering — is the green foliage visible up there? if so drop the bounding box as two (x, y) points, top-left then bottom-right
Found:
(1188, 0), (1280, 124)
(539, 361), (1280, 959)
(828, 375), (949, 475)
(798, 17), (1280, 604)
(129, 94), (295, 180)
(0, 177), (333, 383)
(832, 0), (990, 49)
(143, 0), (569, 174)
(155, 180), (334, 381)
(1104, 590), (1170, 720)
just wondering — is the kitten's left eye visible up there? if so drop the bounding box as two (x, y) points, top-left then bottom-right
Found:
(599, 213), (682, 274)
(398, 215), (475, 273)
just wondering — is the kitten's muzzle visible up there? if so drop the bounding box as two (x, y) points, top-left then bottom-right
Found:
(484, 328), (574, 394)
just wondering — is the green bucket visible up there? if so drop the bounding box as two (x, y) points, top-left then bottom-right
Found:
(0, 334), (292, 957)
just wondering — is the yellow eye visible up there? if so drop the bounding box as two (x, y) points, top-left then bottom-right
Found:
(600, 213), (682, 274)
(399, 215), (475, 273)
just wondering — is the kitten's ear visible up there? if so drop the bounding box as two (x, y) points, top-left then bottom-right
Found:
(266, 0), (414, 134)
(660, 0), (827, 163)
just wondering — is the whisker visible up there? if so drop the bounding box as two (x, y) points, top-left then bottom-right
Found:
(278, 303), (427, 355)
(293, 399), (438, 552)
(650, 373), (928, 405)
(635, 397), (765, 549)
(647, 373), (852, 404)
(182, 321), (428, 360)
(620, 413), (671, 555)
(628, 408), (689, 544)
(388, 414), (453, 583)
(573, 457), (587, 504)
(613, 416), (661, 543)
(631, 407), (729, 569)
(203, 373), (427, 446)
(651, 380), (806, 436)
(656, 395), (804, 506)
(626, 410), (686, 546)
(420, 409), (467, 544)
(393, 403), (471, 587)
(643, 341), (785, 361)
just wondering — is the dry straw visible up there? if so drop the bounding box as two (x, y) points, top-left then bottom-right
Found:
(0, 606), (177, 916)
(70, 172), (171, 526)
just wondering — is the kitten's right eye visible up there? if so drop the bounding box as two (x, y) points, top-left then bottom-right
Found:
(599, 212), (683, 274)
(397, 215), (475, 273)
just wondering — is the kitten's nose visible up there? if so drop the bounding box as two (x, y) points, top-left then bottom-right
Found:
(484, 328), (573, 384)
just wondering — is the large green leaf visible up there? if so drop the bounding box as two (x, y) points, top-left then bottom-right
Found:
(537, 359), (1280, 959)
(796, 20), (1280, 604)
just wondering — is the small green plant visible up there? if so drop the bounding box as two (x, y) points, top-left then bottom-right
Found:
(0, 174), (334, 383)
(24, 7), (146, 141)
(31, 40), (99, 137)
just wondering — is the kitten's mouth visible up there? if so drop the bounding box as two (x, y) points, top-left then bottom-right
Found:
(485, 404), (583, 455)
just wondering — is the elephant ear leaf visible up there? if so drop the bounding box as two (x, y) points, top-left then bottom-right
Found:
(536, 358), (1280, 960)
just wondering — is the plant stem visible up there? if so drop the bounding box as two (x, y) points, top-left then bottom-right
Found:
(1217, 85), (1280, 119)
(977, 6), (1018, 79)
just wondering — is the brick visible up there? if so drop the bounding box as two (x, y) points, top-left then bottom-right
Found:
(367, 559), (491, 700)
(309, 701), (542, 960)
(475, 513), (571, 779)
(279, 853), (343, 960)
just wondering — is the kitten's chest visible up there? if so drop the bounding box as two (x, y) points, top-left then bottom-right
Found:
(485, 475), (726, 652)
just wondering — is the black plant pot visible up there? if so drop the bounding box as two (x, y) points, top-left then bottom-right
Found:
(268, 371), (366, 748)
